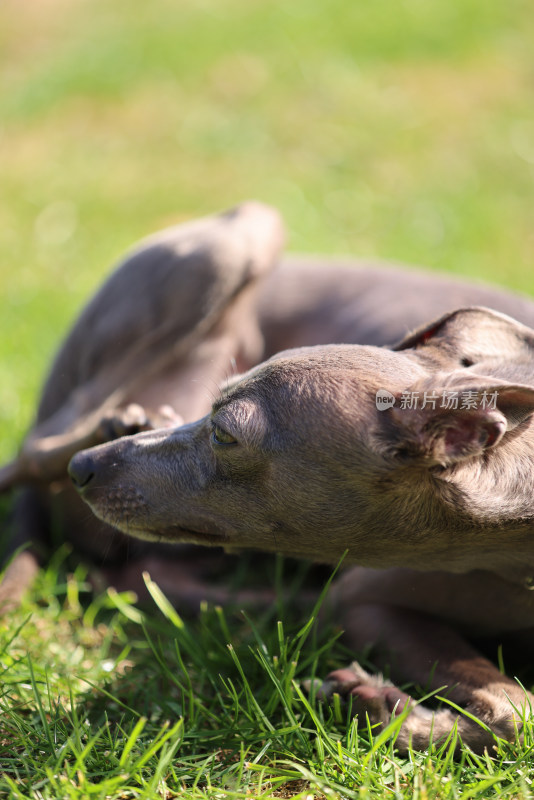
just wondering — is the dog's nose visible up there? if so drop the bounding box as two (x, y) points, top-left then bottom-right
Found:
(68, 451), (96, 489)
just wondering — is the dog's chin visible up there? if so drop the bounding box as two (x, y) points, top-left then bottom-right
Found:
(103, 516), (229, 547)
(140, 526), (229, 547)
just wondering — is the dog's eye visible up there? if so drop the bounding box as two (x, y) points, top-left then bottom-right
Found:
(211, 423), (238, 446)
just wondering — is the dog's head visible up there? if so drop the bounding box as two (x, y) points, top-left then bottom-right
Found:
(69, 307), (534, 574)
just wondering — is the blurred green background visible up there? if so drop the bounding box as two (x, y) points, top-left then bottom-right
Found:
(1, 0), (534, 462)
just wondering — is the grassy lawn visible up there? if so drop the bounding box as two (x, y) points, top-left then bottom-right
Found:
(2, 0), (534, 796)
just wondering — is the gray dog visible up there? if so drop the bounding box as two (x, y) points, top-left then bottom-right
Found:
(3, 202), (534, 752)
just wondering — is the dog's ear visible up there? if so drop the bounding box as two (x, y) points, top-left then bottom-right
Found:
(385, 382), (534, 467)
(393, 307), (534, 368)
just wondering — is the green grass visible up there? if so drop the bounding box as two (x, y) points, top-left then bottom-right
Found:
(2, 0), (534, 795)
(2, 559), (534, 799)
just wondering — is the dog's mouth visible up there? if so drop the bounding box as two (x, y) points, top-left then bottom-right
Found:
(109, 519), (229, 546)
(153, 524), (229, 546)
(80, 487), (231, 546)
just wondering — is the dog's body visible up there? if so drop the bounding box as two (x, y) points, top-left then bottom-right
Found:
(3, 202), (534, 751)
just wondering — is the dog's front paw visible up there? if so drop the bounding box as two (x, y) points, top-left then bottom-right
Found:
(310, 662), (519, 753)
(97, 403), (184, 442)
(97, 404), (152, 441)
(316, 661), (415, 727)
(311, 661), (465, 752)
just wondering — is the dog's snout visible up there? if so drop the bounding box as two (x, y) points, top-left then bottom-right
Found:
(68, 451), (96, 490)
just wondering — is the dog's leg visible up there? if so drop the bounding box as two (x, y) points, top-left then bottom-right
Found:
(0, 548), (40, 613)
(0, 202), (284, 493)
(97, 552), (319, 613)
(0, 487), (47, 611)
(323, 604), (530, 752)
(320, 569), (533, 752)
(0, 203), (284, 608)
